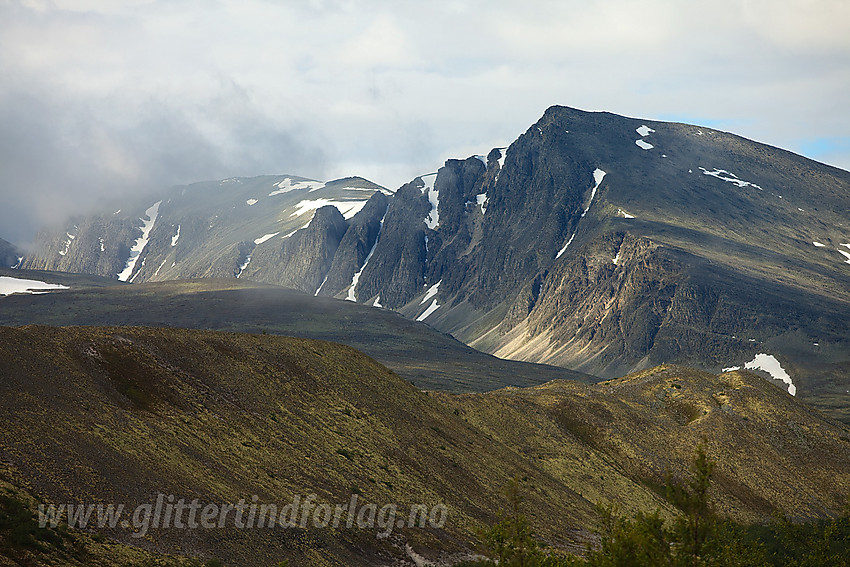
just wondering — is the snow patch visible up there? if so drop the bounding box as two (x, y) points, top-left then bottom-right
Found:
(171, 225), (181, 247)
(246, 199), (258, 206)
(315, 273), (329, 296)
(290, 199), (368, 220)
(12, 257), (23, 269)
(612, 251), (621, 265)
(419, 173), (437, 194)
(420, 280), (441, 305)
(617, 208), (635, 219)
(254, 232), (280, 245)
(99, 238), (105, 252)
(301, 181), (325, 192)
(837, 249), (850, 264)
(744, 353), (796, 396)
(269, 178), (293, 196)
(269, 178), (323, 196)
(723, 354), (796, 395)
(474, 155), (487, 166)
(813, 241), (825, 247)
(494, 148), (508, 183)
(699, 167), (763, 190)
(476, 193), (488, 215)
(58, 232), (75, 256)
(635, 139), (654, 150)
(153, 258), (168, 277)
(421, 174), (440, 229)
(236, 255), (252, 279)
(841, 243), (850, 250)
(636, 125), (655, 137)
(416, 299), (440, 322)
(0, 276), (69, 296)
(335, 186), (379, 193)
(373, 295), (382, 308)
(583, 169), (606, 218)
(556, 233), (576, 259)
(117, 200), (161, 282)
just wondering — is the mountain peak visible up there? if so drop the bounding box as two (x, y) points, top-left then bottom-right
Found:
(16, 107), (850, 423)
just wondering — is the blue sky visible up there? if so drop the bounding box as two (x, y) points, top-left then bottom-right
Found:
(1, 0), (849, 244)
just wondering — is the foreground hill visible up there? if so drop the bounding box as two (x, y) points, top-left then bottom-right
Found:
(1, 326), (849, 566)
(0, 270), (588, 391)
(19, 106), (850, 421)
(443, 365), (850, 524)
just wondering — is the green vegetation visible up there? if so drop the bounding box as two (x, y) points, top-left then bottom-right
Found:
(0, 491), (64, 552)
(0, 325), (601, 566)
(1, 326), (848, 566)
(0, 482), (226, 566)
(479, 477), (542, 566)
(460, 446), (850, 567)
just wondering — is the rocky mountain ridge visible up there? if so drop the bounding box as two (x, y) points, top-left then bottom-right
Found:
(16, 106), (850, 419)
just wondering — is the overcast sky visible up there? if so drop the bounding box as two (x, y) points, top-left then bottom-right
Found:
(2, 0), (849, 246)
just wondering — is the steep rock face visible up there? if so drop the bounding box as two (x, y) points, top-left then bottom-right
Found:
(352, 181), (431, 307)
(317, 191), (389, 298)
(433, 107), (849, 412)
(460, 124), (598, 308)
(22, 215), (136, 277)
(246, 205), (349, 294)
(487, 234), (704, 375)
(0, 238), (21, 268)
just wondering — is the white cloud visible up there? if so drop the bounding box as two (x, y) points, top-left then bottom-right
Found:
(0, 0), (848, 244)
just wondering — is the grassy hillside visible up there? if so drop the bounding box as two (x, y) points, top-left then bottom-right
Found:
(1, 327), (849, 565)
(0, 478), (222, 567)
(0, 326), (597, 566)
(0, 273), (591, 392)
(441, 365), (850, 524)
